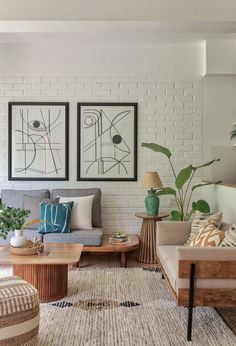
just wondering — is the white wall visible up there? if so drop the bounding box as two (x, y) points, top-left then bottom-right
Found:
(0, 42), (204, 76)
(206, 40), (236, 75)
(203, 76), (236, 183)
(0, 41), (203, 233)
(205, 184), (236, 223)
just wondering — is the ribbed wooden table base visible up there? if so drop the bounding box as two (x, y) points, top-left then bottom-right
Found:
(137, 219), (158, 264)
(13, 264), (68, 303)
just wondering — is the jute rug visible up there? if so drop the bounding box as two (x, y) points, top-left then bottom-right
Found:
(1, 267), (236, 345)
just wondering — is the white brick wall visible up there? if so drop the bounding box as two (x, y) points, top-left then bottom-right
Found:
(0, 76), (203, 233)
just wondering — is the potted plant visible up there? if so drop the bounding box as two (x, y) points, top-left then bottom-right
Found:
(0, 204), (30, 246)
(142, 143), (221, 221)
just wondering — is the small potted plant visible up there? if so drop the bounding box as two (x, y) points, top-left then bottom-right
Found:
(0, 204), (30, 247)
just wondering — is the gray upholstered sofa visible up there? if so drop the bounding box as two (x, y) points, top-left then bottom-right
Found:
(0, 188), (103, 246)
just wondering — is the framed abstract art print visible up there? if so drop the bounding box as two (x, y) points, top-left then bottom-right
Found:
(8, 102), (69, 181)
(77, 102), (137, 181)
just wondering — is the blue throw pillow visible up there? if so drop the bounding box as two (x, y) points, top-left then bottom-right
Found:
(38, 201), (74, 234)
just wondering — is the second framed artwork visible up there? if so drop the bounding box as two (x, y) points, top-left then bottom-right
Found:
(77, 103), (138, 181)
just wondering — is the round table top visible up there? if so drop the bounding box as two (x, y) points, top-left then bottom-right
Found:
(135, 212), (169, 220)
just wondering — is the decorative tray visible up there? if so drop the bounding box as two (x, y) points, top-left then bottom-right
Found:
(9, 240), (44, 256)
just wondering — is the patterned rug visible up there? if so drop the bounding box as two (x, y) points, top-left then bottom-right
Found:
(1, 267), (236, 346)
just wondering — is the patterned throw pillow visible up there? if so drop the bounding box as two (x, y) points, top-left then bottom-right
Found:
(220, 223), (236, 247)
(38, 201), (74, 234)
(23, 195), (59, 230)
(186, 211), (223, 244)
(189, 223), (225, 247)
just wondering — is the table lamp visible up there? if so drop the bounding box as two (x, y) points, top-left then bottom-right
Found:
(141, 172), (163, 216)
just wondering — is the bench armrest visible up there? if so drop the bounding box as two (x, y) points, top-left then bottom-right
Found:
(177, 246), (236, 261)
(156, 221), (191, 247)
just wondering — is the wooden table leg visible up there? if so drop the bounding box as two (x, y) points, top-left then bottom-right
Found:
(120, 252), (127, 268)
(137, 219), (158, 264)
(13, 264), (68, 303)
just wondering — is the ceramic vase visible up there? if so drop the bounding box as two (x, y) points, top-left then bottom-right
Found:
(10, 229), (27, 248)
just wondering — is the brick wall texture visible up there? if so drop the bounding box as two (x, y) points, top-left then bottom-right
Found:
(0, 76), (203, 233)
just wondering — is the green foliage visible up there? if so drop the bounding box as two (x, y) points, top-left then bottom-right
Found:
(175, 165), (193, 189)
(141, 143), (171, 159)
(142, 142), (220, 221)
(170, 210), (182, 221)
(230, 125), (236, 141)
(0, 204), (30, 240)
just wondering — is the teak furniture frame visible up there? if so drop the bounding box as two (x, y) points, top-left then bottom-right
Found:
(160, 257), (236, 341)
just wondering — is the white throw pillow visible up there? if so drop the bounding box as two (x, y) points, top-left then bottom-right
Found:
(59, 195), (94, 230)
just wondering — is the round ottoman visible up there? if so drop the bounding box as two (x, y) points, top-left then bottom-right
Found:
(0, 276), (39, 346)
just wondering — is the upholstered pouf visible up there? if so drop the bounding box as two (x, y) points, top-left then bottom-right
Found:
(0, 276), (39, 346)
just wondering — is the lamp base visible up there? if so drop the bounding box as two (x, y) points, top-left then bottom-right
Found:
(145, 189), (160, 216)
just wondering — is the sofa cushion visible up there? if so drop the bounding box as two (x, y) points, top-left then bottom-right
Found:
(23, 196), (59, 230)
(0, 229), (43, 246)
(38, 201), (74, 234)
(158, 245), (178, 292)
(189, 223), (225, 247)
(59, 195), (94, 230)
(52, 189), (102, 227)
(43, 228), (103, 246)
(1, 189), (50, 208)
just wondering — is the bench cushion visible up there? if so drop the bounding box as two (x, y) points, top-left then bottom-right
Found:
(43, 228), (103, 246)
(1, 189), (50, 208)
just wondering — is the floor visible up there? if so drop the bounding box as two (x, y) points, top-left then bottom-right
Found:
(79, 251), (236, 335)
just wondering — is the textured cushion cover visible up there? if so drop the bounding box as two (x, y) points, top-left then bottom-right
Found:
(220, 223), (236, 247)
(187, 211), (223, 244)
(0, 276), (39, 345)
(189, 223), (225, 247)
(158, 245), (178, 291)
(23, 195), (59, 230)
(38, 201), (74, 234)
(52, 189), (102, 227)
(43, 228), (103, 246)
(1, 189), (50, 208)
(59, 195), (94, 230)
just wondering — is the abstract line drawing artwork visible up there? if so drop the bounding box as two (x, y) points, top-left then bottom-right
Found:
(8, 102), (69, 181)
(77, 103), (137, 181)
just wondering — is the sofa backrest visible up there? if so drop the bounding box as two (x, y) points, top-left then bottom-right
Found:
(1, 189), (50, 208)
(52, 188), (102, 227)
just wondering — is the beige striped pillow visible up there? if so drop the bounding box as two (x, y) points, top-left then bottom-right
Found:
(189, 223), (225, 247)
(220, 223), (236, 247)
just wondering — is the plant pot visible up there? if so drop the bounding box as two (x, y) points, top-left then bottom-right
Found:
(10, 229), (27, 248)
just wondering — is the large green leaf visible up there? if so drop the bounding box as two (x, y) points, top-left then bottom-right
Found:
(170, 210), (182, 221)
(191, 181), (221, 191)
(141, 143), (171, 158)
(155, 187), (176, 196)
(192, 200), (210, 213)
(175, 165), (193, 189)
(192, 159), (220, 171)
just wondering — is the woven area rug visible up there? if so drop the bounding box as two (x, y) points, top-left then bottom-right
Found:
(1, 267), (236, 346)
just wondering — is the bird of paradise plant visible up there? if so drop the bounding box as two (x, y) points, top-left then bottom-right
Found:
(142, 143), (221, 221)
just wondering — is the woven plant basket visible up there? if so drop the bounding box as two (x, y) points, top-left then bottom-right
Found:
(9, 240), (43, 256)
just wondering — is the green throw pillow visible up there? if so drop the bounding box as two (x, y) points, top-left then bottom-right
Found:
(38, 201), (74, 234)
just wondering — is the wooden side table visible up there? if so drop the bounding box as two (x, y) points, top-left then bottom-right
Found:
(135, 212), (169, 264)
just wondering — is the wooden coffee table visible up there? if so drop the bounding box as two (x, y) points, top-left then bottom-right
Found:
(0, 243), (83, 303)
(83, 234), (139, 268)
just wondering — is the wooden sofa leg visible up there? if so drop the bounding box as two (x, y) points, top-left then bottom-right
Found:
(187, 263), (195, 341)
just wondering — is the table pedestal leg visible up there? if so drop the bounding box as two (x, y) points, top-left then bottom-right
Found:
(137, 219), (158, 264)
(120, 252), (127, 268)
(13, 264), (68, 303)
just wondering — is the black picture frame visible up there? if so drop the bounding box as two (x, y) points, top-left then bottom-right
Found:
(8, 102), (69, 181)
(77, 102), (138, 181)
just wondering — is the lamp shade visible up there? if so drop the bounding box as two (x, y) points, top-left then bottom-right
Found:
(140, 172), (163, 189)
